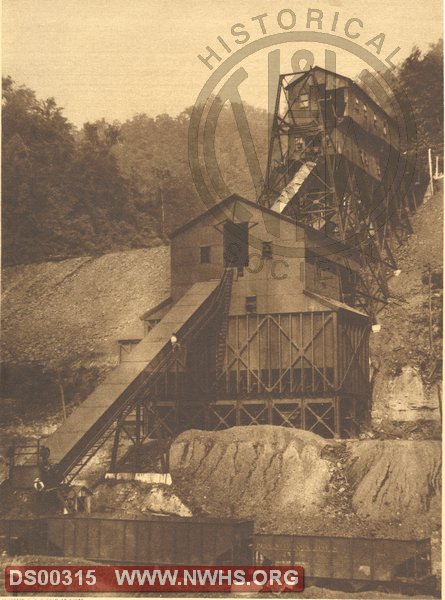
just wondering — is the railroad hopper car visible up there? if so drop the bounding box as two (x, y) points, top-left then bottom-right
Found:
(0, 517), (436, 592)
(254, 533), (434, 591)
(0, 515), (254, 566)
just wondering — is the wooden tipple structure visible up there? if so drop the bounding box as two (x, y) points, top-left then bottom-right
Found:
(14, 66), (419, 485)
(143, 195), (370, 442)
(262, 67), (415, 315)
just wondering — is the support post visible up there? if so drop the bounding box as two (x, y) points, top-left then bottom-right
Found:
(135, 402), (142, 471)
(110, 416), (124, 473)
(110, 423), (123, 473)
(428, 148), (434, 196)
(57, 373), (67, 421)
(334, 397), (341, 439)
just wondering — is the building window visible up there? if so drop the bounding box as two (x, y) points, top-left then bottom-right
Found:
(383, 123), (387, 136)
(363, 104), (367, 113)
(295, 136), (304, 149)
(262, 241), (273, 259)
(299, 93), (309, 108)
(245, 296), (257, 313)
(373, 113), (378, 127)
(143, 319), (161, 335)
(316, 258), (336, 281)
(224, 221), (249, 268)
(200, 246), (211, 264)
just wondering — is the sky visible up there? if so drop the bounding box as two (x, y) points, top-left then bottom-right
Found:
(2, 0), (443, 127)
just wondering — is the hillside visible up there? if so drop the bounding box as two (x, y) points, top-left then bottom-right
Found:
(2, 77), (269, 265)
(1, 246), (170, 429)
(370, 183), (443, 430)
(2, 187), (442, 429)
(1, 245), (170, 368)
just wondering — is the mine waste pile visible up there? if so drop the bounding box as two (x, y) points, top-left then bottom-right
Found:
(167, 426), (441, 539)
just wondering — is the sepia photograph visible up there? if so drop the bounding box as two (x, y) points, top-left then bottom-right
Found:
(1, 0), (443, 597)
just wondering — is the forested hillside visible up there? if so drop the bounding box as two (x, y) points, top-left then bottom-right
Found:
(1, 76), (268, 265)
(2, 41), (442, 266)
(397, 40), (443, 163)
(359, 39), (443, 168)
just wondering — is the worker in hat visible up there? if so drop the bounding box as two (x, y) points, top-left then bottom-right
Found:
(170, 332), (181, 354)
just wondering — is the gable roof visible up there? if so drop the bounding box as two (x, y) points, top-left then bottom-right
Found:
(170, 193), (361, 267)
(140, 297), (173, 321)
(170, 193), (289, 238)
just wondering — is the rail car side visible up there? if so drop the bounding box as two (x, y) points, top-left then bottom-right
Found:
(0, 516), (436, 593)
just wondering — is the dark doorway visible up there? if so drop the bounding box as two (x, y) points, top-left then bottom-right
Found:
(224, 221), (249, 267)
(223, 222), (249, 268)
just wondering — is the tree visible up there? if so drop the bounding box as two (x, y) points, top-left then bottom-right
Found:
(2, 76), (269, 264)
(2, 77), (76, 264)
(114, 103), (269, 234)
(2, 79), (162, 264)
(397, 40), (444, 163)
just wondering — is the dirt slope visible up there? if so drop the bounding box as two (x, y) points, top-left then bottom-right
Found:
(370, 185), (443, 426)
(1, 245), (170, 369)
(170, 426), (331, 523)
(1, 245), (171, 443)
(346, 439), (441, 521)
(170, 426), (441, 540)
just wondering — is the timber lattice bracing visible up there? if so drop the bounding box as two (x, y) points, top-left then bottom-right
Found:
(26, 69), (412, 485)
(260, 68), (417, 317)
(135, 309), (369, 441)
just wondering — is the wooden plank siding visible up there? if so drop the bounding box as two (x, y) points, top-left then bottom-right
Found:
(337, 312), (370, 396)
(147, 194), (371, 439)
(218, 312), (336, 397)
(142, 309), (369, 439)
(285, 68), (401, 182)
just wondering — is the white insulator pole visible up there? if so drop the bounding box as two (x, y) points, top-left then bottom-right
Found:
(428, 148), (434, 196)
